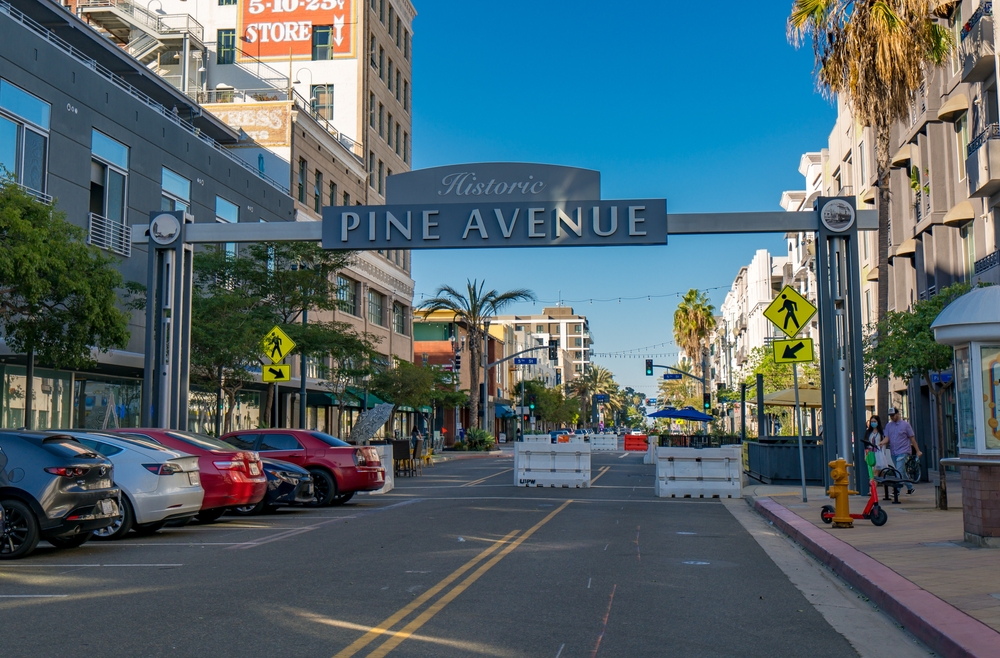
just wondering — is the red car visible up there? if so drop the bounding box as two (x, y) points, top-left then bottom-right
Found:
(108, 429), (267, 523)
(221, 429), (385, 506)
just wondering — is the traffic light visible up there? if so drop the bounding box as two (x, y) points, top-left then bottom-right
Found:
(548, 339), (558, 360)
(523, 414), (529, 422)
(703, 392), (711, 411)
(528, 394), (537, 410)
(454, 354), (461, 371)
(645, 359), (653, 376)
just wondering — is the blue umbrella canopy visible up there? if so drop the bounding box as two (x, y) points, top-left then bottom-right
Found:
(646, 406), (713, 422)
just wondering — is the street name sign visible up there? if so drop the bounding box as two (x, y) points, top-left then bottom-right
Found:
(663, 373), (682, 380)
(763, 286), (818, 339)
(594, 394), (610, 403)
(772, 338), (815, 364)
(261, 326), (296, 364)
(262, 364), (291, 383)
(513, 357), (538, 365)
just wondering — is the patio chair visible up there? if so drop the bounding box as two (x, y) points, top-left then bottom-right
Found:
(391, 439), (411, 477)
(411, 439), (424, 476)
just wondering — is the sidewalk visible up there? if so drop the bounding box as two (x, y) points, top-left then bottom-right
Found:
(749, 478), (1000, 657)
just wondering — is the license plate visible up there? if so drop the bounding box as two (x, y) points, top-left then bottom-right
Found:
(249, 463), (261, 476)
(188, 472), (200, 487)
(305, 484), (314, 496)
(97, 499), (116, 516)
(92, 479), (111, 490)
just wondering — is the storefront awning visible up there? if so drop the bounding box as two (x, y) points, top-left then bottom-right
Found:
(942, 200), (976, 227)
(346, 387), (388, 409)
(937, 93), (969, 122)
(890, 144), (913, 167)
(894, 238), (917, 258)
(495, 404), (516, 418)
(866, 266), (879, 282)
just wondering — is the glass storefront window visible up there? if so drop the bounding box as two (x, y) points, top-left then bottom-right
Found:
(1, 366), (72, 430)
(188, 390), (260, 436)
(956, 347), (976, 450)
(72, 376), (142, 430)
(981, 345), (1000, 450)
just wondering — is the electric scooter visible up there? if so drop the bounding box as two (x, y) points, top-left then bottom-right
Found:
(820, 440), (888, 526)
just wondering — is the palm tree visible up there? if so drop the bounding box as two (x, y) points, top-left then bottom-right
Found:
(419, 280), (535, 429)
(672, 289), (716, 383)
(567, 364), (617, 424)
(788, 1), (951, 416)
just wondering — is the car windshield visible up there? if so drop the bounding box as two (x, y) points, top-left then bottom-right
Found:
(77, 432), (171, 452)
(166, 431), (238, 452)
(309, 431), (350, 447)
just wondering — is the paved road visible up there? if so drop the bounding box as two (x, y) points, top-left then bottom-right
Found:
(1, 450), (867, 657)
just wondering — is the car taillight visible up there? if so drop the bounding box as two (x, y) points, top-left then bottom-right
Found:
(143, 463), (183, 475)
(213, 459), (246, 471)
(45, 467), (90, 478)
(354, 448), (378, 467)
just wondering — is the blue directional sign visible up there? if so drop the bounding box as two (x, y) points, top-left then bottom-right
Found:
(594, 394), (609, 403)
(663, 373), (682, 380)
(513, 357), (538, 365)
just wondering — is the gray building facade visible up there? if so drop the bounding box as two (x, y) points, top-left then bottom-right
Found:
(0, 0), (294, 430)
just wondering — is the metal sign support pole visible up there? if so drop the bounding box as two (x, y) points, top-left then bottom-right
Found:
(793, 363), (807, 502)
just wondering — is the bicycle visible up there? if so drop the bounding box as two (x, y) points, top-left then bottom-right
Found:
(903, 453), (921, 483)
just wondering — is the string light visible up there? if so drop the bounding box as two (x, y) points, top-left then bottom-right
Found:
(414, 284), (730, 306)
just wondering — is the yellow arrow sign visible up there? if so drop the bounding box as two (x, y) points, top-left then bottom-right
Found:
(773, 338), (815, 364)
(262, 364), (291, 383)
(763, 286), (818, 339)
(261, 326), (296, 363)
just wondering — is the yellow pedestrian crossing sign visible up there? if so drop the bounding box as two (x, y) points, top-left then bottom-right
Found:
(773, 338), (815, 364)
(262, 364), (291, 383)
(763, 286), (817, 339)
(261, 326), (296, 363)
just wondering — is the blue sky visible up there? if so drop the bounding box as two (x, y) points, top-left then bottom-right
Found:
(408, 0), (836, 397)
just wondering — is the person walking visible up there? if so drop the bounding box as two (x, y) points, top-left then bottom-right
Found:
(865, 415), (890, 476)
(410, 425), (421, 451)
(885, 407), (922, 494)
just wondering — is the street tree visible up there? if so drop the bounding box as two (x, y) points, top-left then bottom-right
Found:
(865, 282), (971, 510)
(371, 358), (436, 432)
(419, 280), (535, 428)
(673, 289), (716, 382)
(566, 364), (616, 424)
(740, 346), (821, 437)
(788, 0), (952, 416)
(318, 329), (381, 436)
(0, 181), (138, 428)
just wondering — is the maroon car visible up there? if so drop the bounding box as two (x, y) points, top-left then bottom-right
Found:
(221, 430), (384, 506)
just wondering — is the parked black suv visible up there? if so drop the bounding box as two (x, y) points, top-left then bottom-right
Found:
(0, 431), (121, 559)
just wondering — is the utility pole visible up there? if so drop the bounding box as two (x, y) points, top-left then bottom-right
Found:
(299, 307), (307, 430)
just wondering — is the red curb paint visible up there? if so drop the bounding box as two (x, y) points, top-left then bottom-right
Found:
(754, 497), (1000, 658)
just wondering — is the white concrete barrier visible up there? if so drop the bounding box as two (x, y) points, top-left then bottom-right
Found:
(590, 434), (619, 452)
(360, 444), (394, 495)
(654, 446), (742, 498)
(644, 436), (658, 464)
(523, 434), (552, 444)
(514, 442), (591, 488)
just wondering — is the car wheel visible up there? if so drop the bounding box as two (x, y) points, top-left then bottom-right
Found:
(48, 533), (92, 549)
(330, 491), (355, 506)
(308, 469), (336, 507)
(195, 508), (228, 524)
(0, 499), (40, 560)
(230, 499), (268, 516)
(132, 521), (166, 536)
(93, 496), (134, 540)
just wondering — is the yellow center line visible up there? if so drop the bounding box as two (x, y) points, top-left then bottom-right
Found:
(590, 466), (611, 485)
(332, 529), (519, 658)
(460, 468), (513, 487)
(364, 500), (574, 658)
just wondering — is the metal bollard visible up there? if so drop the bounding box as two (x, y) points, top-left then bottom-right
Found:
(827, 458), (857, 528)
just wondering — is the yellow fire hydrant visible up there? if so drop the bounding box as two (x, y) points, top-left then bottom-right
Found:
(827, 458), (857, 528)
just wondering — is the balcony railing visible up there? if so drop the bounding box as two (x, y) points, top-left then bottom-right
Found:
(76, 0), (204, 41)
(961, 1), (993, 40)
(0, 0), (289, 193)
(976, 250), (1000, 274)
(12, 181), (52, 205)
(968, 123), (1000, 157)
(88, 213), (131, 257)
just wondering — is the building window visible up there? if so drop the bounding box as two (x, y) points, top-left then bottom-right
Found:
(393, 302), (407, 334)
(219, 0), (236, 4)
(161, 167), (190, 211)
(369, 92), (375, 127)
(858, 140), (866, 186)
(297, 158), (306, 203)
(960, 224), (976, 281)
(311, 84), (334, 120)
(388, 60), (394, 91)
(216, 196), (238, 258)
(378, 160), (384, 195)
(378, 103), (384, 137)
(337, 276), (357, 315)
(395, 71), (401, 102)
(404, 30), (410, 60)
(379, 47), (385, 80)
(370, 34), (377, 67)
(379, 0), (385, 23)
(312, 26), (334, 60)
(368, 151), (375, 188)
(368, 289), (384, 326)
(403, 80), (409, 111)
(388, 7), (394, 34)
(0, 79), (51, 197)
(403, 132), (409, 164)
(329, 181), (337, 206)
(343, 191), (350, 206)
(314, 170), (322, 213)
(395, 18), (401, 47)
(957, 112), (970, 180)
(90, 130), (128, 228)
(387, 114), (393, 146)
(217, 29), (236, 65)
(306, 356), (321, 379)
(951, 5), (963, 76)
(395, 124), (401, 155)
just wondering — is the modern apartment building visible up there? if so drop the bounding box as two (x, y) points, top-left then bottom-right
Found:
(0, 0), (294, 430)
(494, 307), (593, 386)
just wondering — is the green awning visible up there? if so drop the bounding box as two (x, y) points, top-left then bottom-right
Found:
(307, 391), (363, 407)
(418, 406), (433, 413)
(346, 387), (388, 409)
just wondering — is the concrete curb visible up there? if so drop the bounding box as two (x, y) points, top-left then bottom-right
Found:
(753, 497), (1000, 658)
